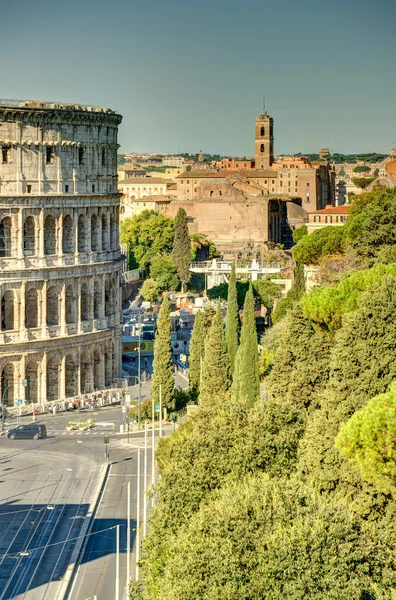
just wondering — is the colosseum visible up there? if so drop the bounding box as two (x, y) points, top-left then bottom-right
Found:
(0, 99), (123, 411)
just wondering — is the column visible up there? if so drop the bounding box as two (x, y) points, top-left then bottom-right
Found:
(19, 282), (26, 341)
(98, 215), (103, 253)
(60, 282), (66, 336)
(106, 212), (111, 254)
(19, 356), (27, 405)
(60, 355), (66, 401)
(101, 274), (106, 321)
(76, 279), (81, 333)
(17, 208), (24, 260)
(38, 209), (45, 259)
(86, 210), (92, 254)
(41, 280), (48, 336)
(57, 213), (63, 259)
(76, 349), (81, 396)
(73, 210), (79, 257)
(41, 353), (47, 406)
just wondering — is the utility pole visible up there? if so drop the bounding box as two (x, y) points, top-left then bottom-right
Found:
(151, 394), (155, 491)
(135, 448), (141, 581)
(126, 481), (131, 591)
(159, 383), (162, 438)
(143, 420), (147, 536)
(137, 311), (142, 429)
(115, 524), (120, 600)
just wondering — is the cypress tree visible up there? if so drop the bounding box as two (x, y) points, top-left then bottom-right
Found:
(232, 285), (259, 404)
(199, 302), (231, 405)
(171, 208), (191, 292)
(152, 294), (174, 410)
(188, 311), (205, 393)
(225, 262), (239, 375)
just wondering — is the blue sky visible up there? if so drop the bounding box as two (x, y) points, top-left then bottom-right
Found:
(0, 0), (395, 156)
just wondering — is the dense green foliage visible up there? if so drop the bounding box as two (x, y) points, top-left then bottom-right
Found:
(336, 383), (396, 496)
(353, 165), (371, 173)
(171, 208), (191, 290)
(199, 303), (231, 405)
(296, 152), (387, 164)
(188, 311), (205, 392)
(140, 278), (159, 302)
(149, 256), (179, 293)
(151, 295), (174, 410)
(208, 279), (280, 309)
(133, 188), (396, 599)
(232, 286), (259, 404)
(120, 211), (174, 272)
(271, 261), (305, 324)
(225, 262), (239, 375)
(292, 224), (307, 243)
(351, 176), (376, 189)
(292, 226), (345, 265)
(190, 233), (219, 261)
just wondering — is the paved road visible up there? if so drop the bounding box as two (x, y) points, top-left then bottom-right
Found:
(0, 404), (173, 600)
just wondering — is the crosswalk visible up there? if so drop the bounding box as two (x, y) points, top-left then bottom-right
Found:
(49, 429), (124, 437)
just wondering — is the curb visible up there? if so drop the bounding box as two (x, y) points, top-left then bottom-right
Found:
(56, 462), (110, 600)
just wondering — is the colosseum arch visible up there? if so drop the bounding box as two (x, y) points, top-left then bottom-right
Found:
(110, 213), (117, 250)
(93, 281), (101, 319)
(62, 215), (73, 254)
(65, 355), (77, 398)
(78, 214), (87, 253)
(101, 213), (107, 251)
(93, 348), (101, 390)
(1, 363), (15, 407)
(104, 279), (110, 317)
(44, 215), (56, 255)
(65, 284), (76, 324)
(0, 216), (12, 257)
(46, 286), (59, 326)
(80, 351), (92, 394)
(23, 216), (36, 256)
(105, 351), (111, 387)
(26, 360), (39, 404)
(1, 290), (15, 330)
(25, 288), (38, 328)
(91, 214), (98, 251)
(81, 283), (90, 321)
(46, 357), (59, 401)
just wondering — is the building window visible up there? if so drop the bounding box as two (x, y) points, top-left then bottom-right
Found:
(2, 146), (10, 164)
(306, 195), (310, 203)
(307, 182), (310, 188)
(65, 184), (69, 193)
(46, 146), (54, 164)
(102, 148), (105, 166)
(27, 184), (32, 193)
(78, 147), (84, 165)
(92, 184), (95, 193)
(187, 180), (190, 184)
(260, 144), (264, 153)
(194, 180), (197, 184)
(181, 180), (183, 184)
(260, 126), (265, 136)
(194, 188), (197, 193)
(314, 215), (320, 223)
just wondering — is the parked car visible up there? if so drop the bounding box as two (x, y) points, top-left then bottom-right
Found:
(7, 423), (47, 440)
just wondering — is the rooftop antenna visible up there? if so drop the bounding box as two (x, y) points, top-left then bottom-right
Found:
(262, 94), (266, 114)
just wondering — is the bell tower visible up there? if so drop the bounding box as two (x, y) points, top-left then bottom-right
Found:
(255, 105), (274, 169)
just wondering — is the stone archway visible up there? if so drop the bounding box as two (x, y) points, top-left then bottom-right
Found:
(94, 349), (101, 390)
(78, 214), (87, 253)
(1, 363), (15, 407)
(66, 285), (75, 324)
(62, 215), (73, 254)
(65, 356), (77, 398)
(80, 352), (92, 394)
(46, 357), (59, 401)
(0, 216), (12, 257)
(44, 215), (56, 255)
(1, 290), (15, 330)
(23, 216), (36, 256)
(46, 286), (59, 326)
(94, 281), (101, 319)
(91, 214), (98, 251)
(101, 214), (107, 251)
(26, 360), (39, 404)
(81, 283), (89, 322)
(26, 288), (38, 328)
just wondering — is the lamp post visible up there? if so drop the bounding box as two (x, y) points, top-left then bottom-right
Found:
(1, 383), (14, 432)
(137, 311), (142, 429)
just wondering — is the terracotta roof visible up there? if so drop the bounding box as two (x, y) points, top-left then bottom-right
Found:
(120, 177), (168, 184)
(129, 195), (171, 203)
(311, 205), (349, 215)
(176, 169), (277, 179)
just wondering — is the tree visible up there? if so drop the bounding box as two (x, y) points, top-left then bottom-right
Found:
(120, 211), (174, 273)
(292, 224), (307, 243)
(149, 256), (179, 292)
(149, 475), (392, 600)
(351, 177), (376, 190)
(188, 311), (205, 392)
(292, 226), (345, 265)
(251, 280), (281, 308)
(353, 165), (371, 173)
(141, 278), (159, 303)
(152, 295), (174, 411)
(199, 302), (231, 405)
(336, 382), (396, 496)
(171, 208), (191, 291)
(232, 285), (259, 405)
(225, 262), (239, 375)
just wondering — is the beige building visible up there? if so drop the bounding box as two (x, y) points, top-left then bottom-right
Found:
(307, 205), (348, 233)
(0, 99), (123, 408)
(119, 177), (177, 218)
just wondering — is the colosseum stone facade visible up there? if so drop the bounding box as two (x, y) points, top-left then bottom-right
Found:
(0, 99), (123, 409)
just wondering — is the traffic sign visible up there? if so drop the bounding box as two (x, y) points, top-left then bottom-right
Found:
(17, 399), (23, 405)
(155, 404), (160, 411)
(125, 395), (131, 404)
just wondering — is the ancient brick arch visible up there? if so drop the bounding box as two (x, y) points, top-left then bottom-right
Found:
(25, 287), (39, 328)
(0, 216), (12, 257)
(78, 214), (87, 253)
(1, 290), (15, 330)
(65, 355), (78, 398)
(46, 286), (59, 326)
(46, 357), (59, 400)
(26, 360), (39, 403)
(62, 214), (74, 254)
(44, 215), (56, 255)
(23, 216), (36, 256)
(1, 362), (15, 407)
(91, 213), (98, 251)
